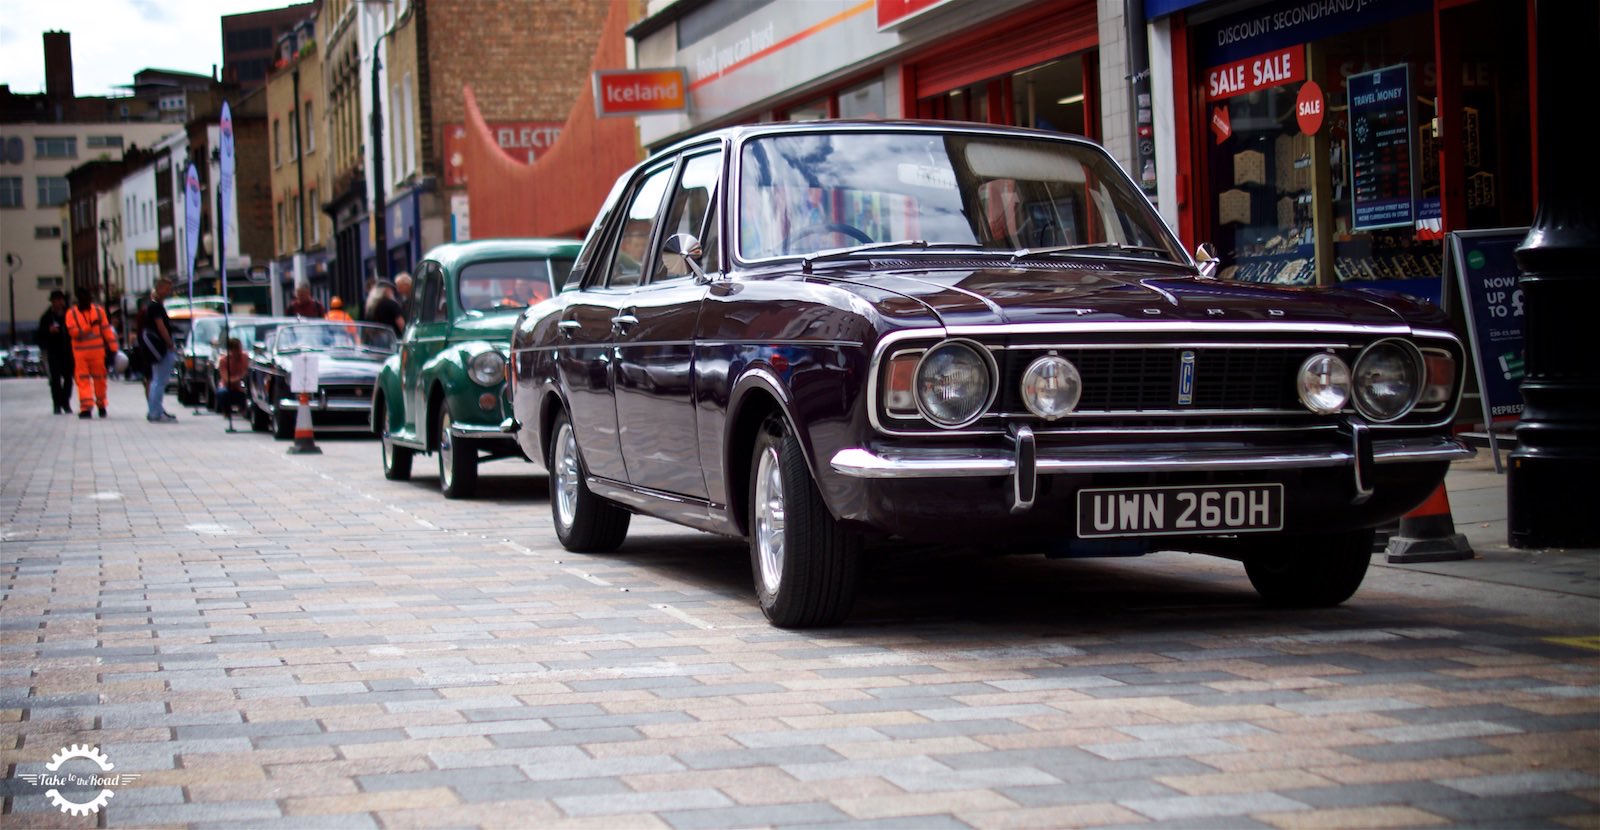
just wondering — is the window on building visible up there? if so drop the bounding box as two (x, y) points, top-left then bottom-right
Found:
(37, 276), (64, 291)
(86, 135), (124, 149)
(37, 176), (69, 207)
(35, 226), (61, 239)
(402, 73), (416, 175)
(0, 176), (21, 208)
(276, 201), (285, 252)
(837, 78), (886, 119)
(294, 194), (304, 249)
(390, 81), (402, 185)
(289, 110), (300, 160)
(34, 136), (76, 158)
(273, 119), (282, 167)
(309, 186), (320, 243)
(304, 102), (315, 153)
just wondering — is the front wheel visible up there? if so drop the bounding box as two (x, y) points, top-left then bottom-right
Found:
(438, 410), (478, 499)
(250, 400), (269, 432)
(177, 382), (195, 406)
(748, 414), (861, 628)
(1244, 528), (1375, 607)
(549, 411), (629, 552)
(273, 406), (295, 440)
(377, 399), (412, 481)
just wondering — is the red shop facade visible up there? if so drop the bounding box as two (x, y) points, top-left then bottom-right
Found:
(1154, 0), (1537, 304)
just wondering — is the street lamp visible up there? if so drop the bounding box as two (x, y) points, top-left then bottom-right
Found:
(98, 219), (112, 318)
(361, 0), (396, 285)
(4, 252), (19, 348)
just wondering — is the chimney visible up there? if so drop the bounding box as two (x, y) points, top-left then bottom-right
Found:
(43, 31), (75, 102)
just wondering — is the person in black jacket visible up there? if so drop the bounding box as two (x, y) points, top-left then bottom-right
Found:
(36, 290), (74, 414)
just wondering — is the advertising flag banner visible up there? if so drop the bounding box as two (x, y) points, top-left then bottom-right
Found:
(219, 102), (235, 313)
(184, 163), (202, 297)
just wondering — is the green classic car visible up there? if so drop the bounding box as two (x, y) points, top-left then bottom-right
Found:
(372, 238), (581, 497)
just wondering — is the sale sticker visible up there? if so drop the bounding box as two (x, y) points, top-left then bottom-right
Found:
(1206, 47), (1305, 101)
(1296, 81), (1325, 135)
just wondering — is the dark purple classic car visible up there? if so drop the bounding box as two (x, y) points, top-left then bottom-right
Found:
(510, 121), (1468, 628)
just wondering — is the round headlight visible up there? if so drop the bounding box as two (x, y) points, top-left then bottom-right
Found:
(1353, 339), (1422, 422)
(914, 340), (993, 428)
(469, 350), (506, 386)
(1020, 355), (1081, 420)
(1297, 353), (1351, 415)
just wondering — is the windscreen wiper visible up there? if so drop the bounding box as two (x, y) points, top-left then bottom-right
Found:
(1010, 243), (1173, 263)
(801, 240), (983, 273)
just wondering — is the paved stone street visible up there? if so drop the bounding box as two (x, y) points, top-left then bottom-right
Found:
(2, 377), (1597, 829)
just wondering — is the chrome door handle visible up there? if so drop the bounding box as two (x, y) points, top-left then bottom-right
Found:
(557, 320), (581, 332)
(610, 314), (639, 328)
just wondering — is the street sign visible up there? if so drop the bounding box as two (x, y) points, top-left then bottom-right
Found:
(290, 352), (320, 394)
(593, 68), (689, 118)
(1441, 227), (1528, 470)
(135, 249), (158, 265)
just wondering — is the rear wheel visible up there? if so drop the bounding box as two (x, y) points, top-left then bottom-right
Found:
(176, 381), (195, 406)
(748, 414), (861, 628)
(549, 411), (629, 551)
(438, 410), (478, 499)
(377, 398), (412, 481)
(273, 406), (295, 440)
(1245, 528), (1375, 607)
(250, 400), (269, 432)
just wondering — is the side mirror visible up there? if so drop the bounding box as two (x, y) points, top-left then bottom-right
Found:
(1194, 242), (1220, 279)
(664, 233), (709, 283)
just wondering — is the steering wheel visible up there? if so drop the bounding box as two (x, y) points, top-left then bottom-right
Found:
(783, 222), (873, 254)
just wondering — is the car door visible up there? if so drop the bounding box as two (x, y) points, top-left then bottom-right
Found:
(401, 261), (447, 437)
(612, 146), (723, 499)
(555, 161), (675, 484)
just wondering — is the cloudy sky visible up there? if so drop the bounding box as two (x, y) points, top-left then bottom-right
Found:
(0, 0), (292, 97)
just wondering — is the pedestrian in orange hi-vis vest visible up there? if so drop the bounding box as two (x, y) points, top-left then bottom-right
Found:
(325, 296), (354, 322)
(65, 284), (119, 418)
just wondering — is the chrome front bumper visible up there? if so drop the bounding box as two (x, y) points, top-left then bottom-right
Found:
(830, 429), (1473, 514)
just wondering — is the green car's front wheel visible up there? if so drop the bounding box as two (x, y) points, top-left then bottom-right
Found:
(438, 410), (478, 499)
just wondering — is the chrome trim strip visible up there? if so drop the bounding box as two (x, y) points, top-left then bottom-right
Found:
(944, 322), (1414, 337)
(989, 340), (1361, 351)
(829, 437), (1471, 479)
(867, 327), (947, 434)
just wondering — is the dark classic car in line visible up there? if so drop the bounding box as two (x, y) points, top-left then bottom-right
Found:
(247, 321), (397, 438)
(177, 315), (293, 408)
(509, 121), (1469, 628)
(371, 239), (581, 498)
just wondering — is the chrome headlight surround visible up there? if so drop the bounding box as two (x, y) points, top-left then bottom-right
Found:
(1297, 352), (1351, 415)
(1352, 338), (1424, 422)
(913, 339), (996, 429)
(468, 350), (506, 386)
(1019, 354), (1082, 420)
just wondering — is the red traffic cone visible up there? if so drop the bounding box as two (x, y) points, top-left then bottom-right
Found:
(286, 391), (322, 455)
(1384, 482), (1472, 563)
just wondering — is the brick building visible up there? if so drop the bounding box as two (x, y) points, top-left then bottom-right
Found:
(267, 11), (334, 310)
(223, 3), (316, 92)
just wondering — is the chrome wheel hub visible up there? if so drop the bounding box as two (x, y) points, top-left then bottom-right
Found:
(439, 414), (454, 487)
(554, 423), (580, 531)
(754, 444), (785, 595)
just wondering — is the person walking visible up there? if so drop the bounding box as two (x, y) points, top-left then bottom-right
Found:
(141, 277), (179, 422)
(36, 290), (75, 414)
(64, 285), (119, 418)
(287, 283), (325, 318)
(366, 280), (406, 336)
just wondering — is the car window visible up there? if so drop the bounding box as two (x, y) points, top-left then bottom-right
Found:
(416, 262), (443, 325)
(457, 259), (560, 311)
(605, 165), (673, 289)
(654, 150), (723, 282)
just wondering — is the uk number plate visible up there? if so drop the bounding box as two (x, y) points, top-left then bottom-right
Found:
(1077, 483), (1283, 538)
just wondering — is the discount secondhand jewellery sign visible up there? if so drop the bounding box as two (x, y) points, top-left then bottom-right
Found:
(593, 68), (689, 118)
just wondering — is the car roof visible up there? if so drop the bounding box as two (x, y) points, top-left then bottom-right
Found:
(648, 118), (1108, 161)
(421, 238), (583, 271)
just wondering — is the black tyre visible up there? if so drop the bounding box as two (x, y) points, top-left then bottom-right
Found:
(273, 407), (295, 440)
(176, 382), (195, 406)
(438, 410), (478, 499)
(548, 410), (629, 552)
(1245, 528), (1376, 607)
(748, 414), (861, 628)
(377, 398), (412, 481)
(250, 401), (269, 432)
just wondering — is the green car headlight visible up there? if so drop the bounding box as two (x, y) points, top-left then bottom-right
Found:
(468, 350), (505, 386)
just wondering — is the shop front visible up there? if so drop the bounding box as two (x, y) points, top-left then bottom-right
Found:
(630, 0), (1108, 155)
(1159, 0), (1534, 304)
